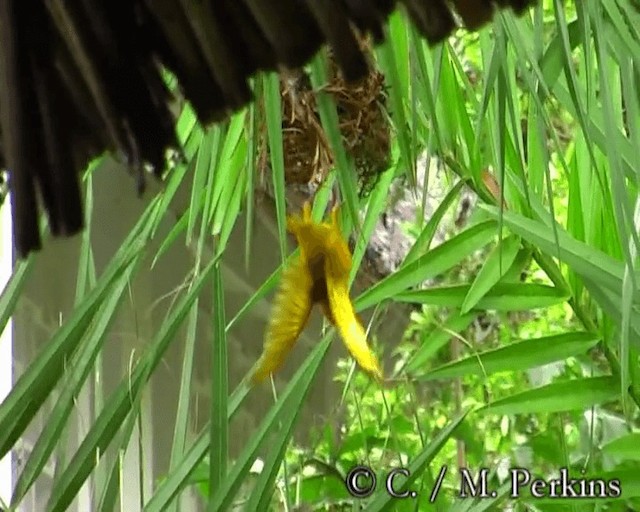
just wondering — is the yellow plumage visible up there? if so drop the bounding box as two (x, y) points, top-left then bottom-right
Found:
(251, 256), (313, 384)
(325, 274), (383, 381)
(251, 202), (383, 384)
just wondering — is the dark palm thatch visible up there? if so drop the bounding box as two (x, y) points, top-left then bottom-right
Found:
(0, 0), (536, 258)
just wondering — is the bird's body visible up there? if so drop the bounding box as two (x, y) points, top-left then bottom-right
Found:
(251, 202), (383, 384)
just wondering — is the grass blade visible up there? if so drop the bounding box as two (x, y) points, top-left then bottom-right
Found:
(12, 261), (136, 505)
(461, 235), (521, 313)
(406, 312), (476, 373)
(0, 197), (159, 456)
(395, 283), (570, 311)
(356, 220), (497, 311)
(263, 73), (288, 263)
(208, 261), (228, 508)
(46, 255), (219, 512)
(208, 334), (332, 512)
(419, 332), (600, 381)
(478, 376), (619, 415)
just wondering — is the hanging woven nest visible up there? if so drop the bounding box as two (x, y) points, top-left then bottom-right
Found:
(258, 37), (391, 198)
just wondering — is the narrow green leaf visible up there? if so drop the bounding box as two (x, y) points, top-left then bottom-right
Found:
(187, 128), (218, 245)
(309, 53), (360, 234)
(225, 252), (294, 334)
(143, 382), (250, 512)
(152, 160), (190, 237)
(152, 209), (190, 269)
(546, 76), (636, 181)
(75, 172), (94, 300)
(208, 334), (332, 512)
(263, 72), (288, 264)
(498, 248), (533, 284)
(601, 433), (640, 461)
(409, 25), (443, 151)
(208, 261), (228, 508)
(591, 5), (639, 417)
(396, 283), (568, 311)
(0, 197), (159, 456)
(183, 124), (205, 163)
(211, 112), (248, 236)
(196, 126), (224, 263)
(478, 376), (619, 415)
(552, 0), (601, 183)
(582, 277), (640, 343)
(145, 428), (210, 512)
(481, 206), (625, 295)
(165, 299), (198, 512)
(0, 255), (33, 339)
(461, 235), (521, 313)
(356, 220), (497, 311)
(350, 167), (395, 285)
(476, 26), (504, 145)
(46, 255), (220, 512)
(175, 103), (198, 148)
(216, 160), (247, 252)
(539, 18), (582, 89)
(376, 14), (415, 186)
(406, 312), (476, 373)
(245, 87), (259, 272)
(246, 336), (332, 511)
(402, 179), (466, 267)
(97, 407), (139, 512)
(419, 332), (600, 381)
(12, 262), (136, 505)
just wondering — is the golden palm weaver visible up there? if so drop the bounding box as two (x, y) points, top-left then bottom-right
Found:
(251, 202), (382, 384)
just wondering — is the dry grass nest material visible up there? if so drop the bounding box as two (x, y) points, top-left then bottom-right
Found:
(259, 42), (391, 197)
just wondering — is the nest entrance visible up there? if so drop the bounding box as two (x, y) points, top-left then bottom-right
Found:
(259, 40), (391, 198)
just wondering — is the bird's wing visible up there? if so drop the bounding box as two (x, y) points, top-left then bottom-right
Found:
(251, 255), (314, 384)
(325, 271), (383, 382)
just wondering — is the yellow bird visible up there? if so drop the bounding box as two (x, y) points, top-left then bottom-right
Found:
(251, 201), (383, 384)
